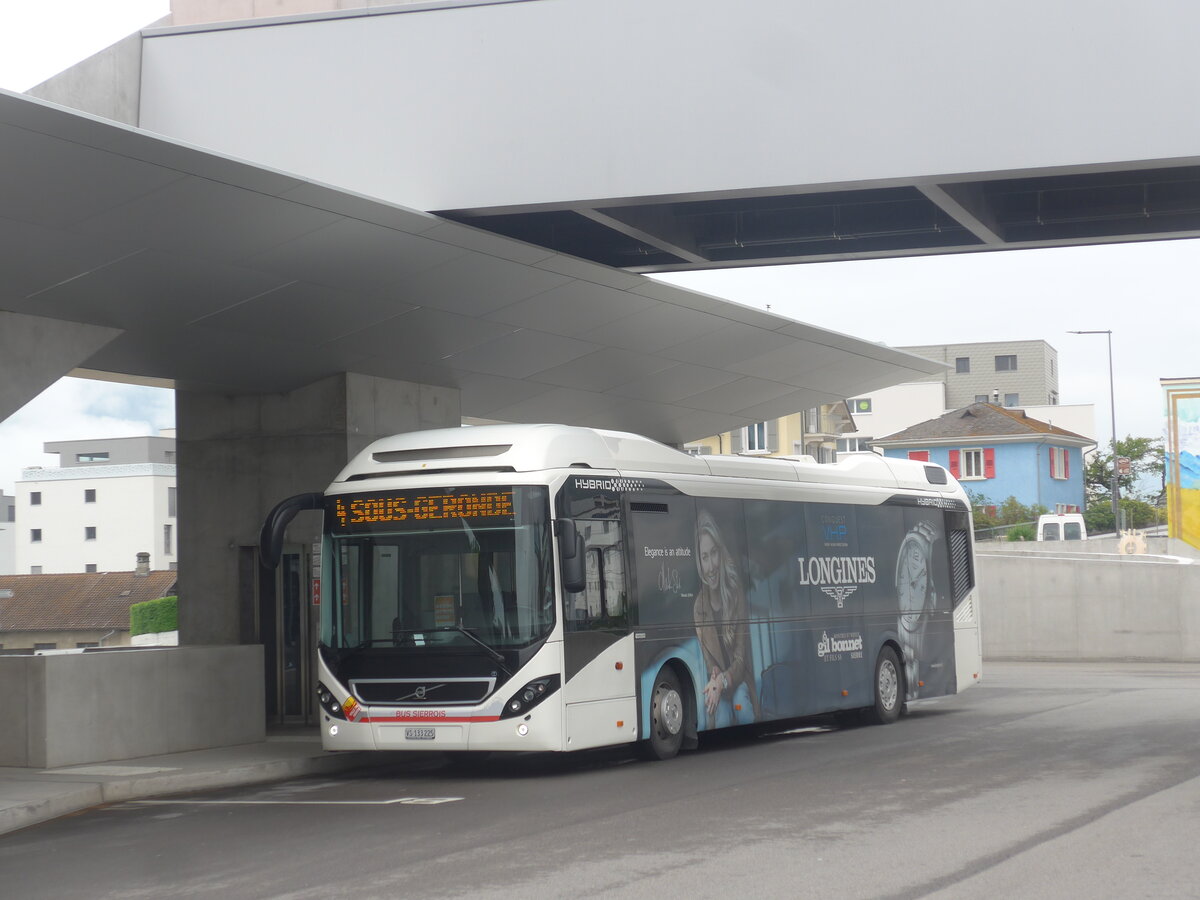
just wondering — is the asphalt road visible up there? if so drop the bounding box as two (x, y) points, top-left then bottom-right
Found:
(2, 662), (1198, 900)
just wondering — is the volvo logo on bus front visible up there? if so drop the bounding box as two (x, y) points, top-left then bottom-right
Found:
(399, 683), (445, 703)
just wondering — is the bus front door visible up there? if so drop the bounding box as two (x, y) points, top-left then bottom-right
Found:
(263, 543), (315, 725)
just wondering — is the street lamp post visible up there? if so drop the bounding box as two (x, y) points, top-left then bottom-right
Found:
(1068, 329), (1120, 531)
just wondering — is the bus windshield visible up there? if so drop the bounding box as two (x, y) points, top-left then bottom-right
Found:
(322, 486), (553, 652)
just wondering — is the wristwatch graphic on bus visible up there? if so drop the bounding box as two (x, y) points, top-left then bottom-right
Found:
(897, 520), (938, 631)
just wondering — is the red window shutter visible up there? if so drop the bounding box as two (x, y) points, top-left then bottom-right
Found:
(908, 451), (929, 462)
(1049, 449), (1057, 478)
(984, 448), (996, 478)
(948, 449), (960, 478)
(1064, 450), (1070, 479)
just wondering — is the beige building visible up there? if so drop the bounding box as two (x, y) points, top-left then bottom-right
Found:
(690, 340), (1064, 464)
(898, 340), (1060, 409)
(686, 402), (855, 463)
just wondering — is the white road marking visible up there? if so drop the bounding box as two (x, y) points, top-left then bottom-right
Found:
(131, 796), (463, 806)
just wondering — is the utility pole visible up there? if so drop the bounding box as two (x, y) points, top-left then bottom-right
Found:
(1069, 330), (1119, 531)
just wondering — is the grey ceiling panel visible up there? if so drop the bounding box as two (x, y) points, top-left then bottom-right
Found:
(667, 410), (758, 446)
(443, 329), (598, 379)
(484, 388), (624, 427)
(450, 372), (555, 419)
(532, 254), (647, 290)
(73, 176), (341, 264)
(609, 363), (742, 404)
(22, 248), (287, 330)
(679, 377), (799, 414)
(529, 348), (674, 392)
(727, 341), (851, 385)
(4, 93), (309, 199)
(0, 216), (142, 306)
(416, 221), (557, 265)
(627, 279), (698, 303)
(194, 280), (417, 347)
(85, 327), (331, 393)
(390, 252), (573, 317)
(584, 304), (728, 354)
(658, 323), (798, 367)
(485, 280), (655, 336)
(735, 388), (843, 421)
(0, 123), (185, 228)
(485, 387), (621, 425)
(583, 397), (695, 438)
(323, 307), (517, 364)
(241, 217), (467, 295)
(278, 183), (445, 235)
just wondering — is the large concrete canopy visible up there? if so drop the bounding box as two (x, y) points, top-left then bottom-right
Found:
(0, 88), (943, 444)
(131, 0), (1200, 273)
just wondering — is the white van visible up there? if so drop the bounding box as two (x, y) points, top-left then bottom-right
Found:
(1037, 513), (1087, 541)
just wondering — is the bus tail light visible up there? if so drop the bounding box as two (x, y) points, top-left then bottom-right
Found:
(500, 674), (560, 719)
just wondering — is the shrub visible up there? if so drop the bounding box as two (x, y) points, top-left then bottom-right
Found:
(130, 595), (178, 636)
(1006, 525), (1035, 542)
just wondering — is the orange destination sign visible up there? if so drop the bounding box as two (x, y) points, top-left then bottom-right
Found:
(332, 489), (515, 530)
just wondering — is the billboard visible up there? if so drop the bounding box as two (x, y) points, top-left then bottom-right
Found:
(1163, 378), (1200, 551)
(625, 489), (962, 728)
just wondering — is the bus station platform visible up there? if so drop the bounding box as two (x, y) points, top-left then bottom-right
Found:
(0, 729), (380, 837)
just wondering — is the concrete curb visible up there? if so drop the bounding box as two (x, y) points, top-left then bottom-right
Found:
(0, 749), (377, 837)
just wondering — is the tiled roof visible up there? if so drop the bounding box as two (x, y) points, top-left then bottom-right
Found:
(875, 403), (1092, 444)
(0, 571), (176, 632)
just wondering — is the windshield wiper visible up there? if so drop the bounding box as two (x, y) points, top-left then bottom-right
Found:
(378, 627), (513, 676)
(435, 626), (513, 675)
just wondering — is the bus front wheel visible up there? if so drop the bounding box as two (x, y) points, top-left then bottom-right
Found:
(867, 646), (903, 725)
(642, 667), (686, 760)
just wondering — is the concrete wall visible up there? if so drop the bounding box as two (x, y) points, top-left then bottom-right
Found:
(176, 372), (460, 646)
(979, 550), (1200, 662)
(0, 645), (263, 768)
(26, 28), (153, 126)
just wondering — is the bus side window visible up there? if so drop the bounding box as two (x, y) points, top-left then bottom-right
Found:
(568, 521), (627, 630)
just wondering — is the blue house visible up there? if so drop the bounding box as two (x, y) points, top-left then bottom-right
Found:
(872, 403), (1091, 513)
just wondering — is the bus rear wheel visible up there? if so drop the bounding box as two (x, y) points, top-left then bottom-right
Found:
(642, 667), (686, 760)
(866, 646), (903, 725)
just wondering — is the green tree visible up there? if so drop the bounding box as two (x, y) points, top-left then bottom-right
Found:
(1084, 436), (1165, 505)
(1083, 498), (1165, 534)
(967, 490), (1047, 538)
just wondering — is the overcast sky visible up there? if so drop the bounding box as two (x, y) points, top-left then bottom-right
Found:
(1, 1), (1196, 494)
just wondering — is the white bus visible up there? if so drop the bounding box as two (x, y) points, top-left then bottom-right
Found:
(262, 424), (982, 760)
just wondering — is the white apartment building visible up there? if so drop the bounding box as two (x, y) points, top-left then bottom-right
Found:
(15, 435), (177, 575)
(0, 491), (15, 575)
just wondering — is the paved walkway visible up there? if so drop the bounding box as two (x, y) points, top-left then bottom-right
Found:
(0, 730), (379, 837)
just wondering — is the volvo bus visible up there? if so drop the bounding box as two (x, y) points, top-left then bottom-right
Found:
(261, 424), (982, 760)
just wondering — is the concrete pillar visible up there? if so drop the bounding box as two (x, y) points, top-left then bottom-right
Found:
(175, 372), (460, 645)
(0, 311), (122, 423)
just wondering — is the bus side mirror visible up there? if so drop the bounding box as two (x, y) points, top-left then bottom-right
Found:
(556, 519), (586, 594)
(259, 492), (325, 569)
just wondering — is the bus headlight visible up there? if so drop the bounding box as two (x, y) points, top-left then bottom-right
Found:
(500, 675), (560, 719)
(317, 681), (347, 720)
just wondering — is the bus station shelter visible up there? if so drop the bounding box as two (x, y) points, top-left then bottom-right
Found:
(4, 0), (1200, 754)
